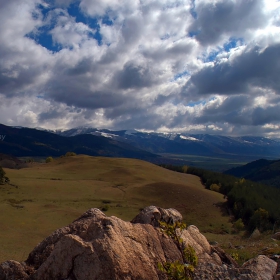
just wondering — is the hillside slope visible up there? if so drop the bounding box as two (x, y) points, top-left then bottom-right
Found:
(0, 155), (228, 262)
(224, 159), (280, 188)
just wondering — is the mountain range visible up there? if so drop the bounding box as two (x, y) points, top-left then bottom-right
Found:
(1, 124), (280, 161)
(55, 126), (280, 158)
(0, 124), (158, 161)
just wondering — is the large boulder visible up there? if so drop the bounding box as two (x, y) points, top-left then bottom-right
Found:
(131, 205), (182, 226)
(242, 255), (277, 280)
(0, 206), (278, 280)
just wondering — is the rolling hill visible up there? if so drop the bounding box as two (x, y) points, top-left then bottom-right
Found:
(0, 155), (229, 262)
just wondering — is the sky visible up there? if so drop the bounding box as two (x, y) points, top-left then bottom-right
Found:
(0, 0), (280, 136)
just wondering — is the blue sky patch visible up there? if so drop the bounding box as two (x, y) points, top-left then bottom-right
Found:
(173, 70), (190, 81)
(188, 30), (200, 38)
(37, 3), (51, 19)
(204, 49), (221, 62)
(102, 15), (114, 26)
(67, 2), (103, 45)
(223, 38), (243, 52)
(26, 3), (61, 52)
(187, 97), (216, 107)
(26, 1), (105, 51)
(26, 27), (62, 53)
(203, 38), (244, 62)
(67, 2), (99, 29)
(187, 100), (206, 107)
(190, 0), (197, 19)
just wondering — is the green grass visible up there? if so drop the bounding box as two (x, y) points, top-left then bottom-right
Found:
(0, 155), (230, 262)
(0, 155), (277, 264)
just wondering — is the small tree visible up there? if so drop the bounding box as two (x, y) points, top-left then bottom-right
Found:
(210, 184), (220, 193)
(0, 167), (9, 184)
(233, 218), (245, 232)
(249, 208), (270, 232)
(46, 157), (53, 163)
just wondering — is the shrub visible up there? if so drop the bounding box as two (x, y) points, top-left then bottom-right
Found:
(210, 183), (220, 192)
(233, 218), (245, 232)
(0, 167), (7, 184)
(249, 208), (270, 232)
(46, 157), (53, 163)
(65, 152), (76, 157)
(231, 252), (239, 262)
(102, 200), (111, 204)
(158, 221), (198, 280)
(101, 205), (109, 211)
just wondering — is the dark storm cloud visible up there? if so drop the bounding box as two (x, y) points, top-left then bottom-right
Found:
(183, 43), (280, 96)
(38, 108), (66, 121)
(107, 108), (165, 131)
(190, 0), (267, 45)
(0, 64), (44, 97)
(194, 95), (252, 125)
(65, 59), (93, 76)
(104, 103), (145, 120)
(47, 84), (127, 110)
(115, 63), (157, 90)
(141, 39), (195, 62)
(252, 105), (280, 125)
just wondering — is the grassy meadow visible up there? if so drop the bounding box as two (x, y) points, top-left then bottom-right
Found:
(1, 155), (279, 264)
(0, 155), (229, 262)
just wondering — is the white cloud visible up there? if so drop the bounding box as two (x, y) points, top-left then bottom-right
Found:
(50, 11), (94, 48)
(0, 0), (279, 136)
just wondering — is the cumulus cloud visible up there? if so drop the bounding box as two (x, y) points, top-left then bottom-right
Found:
(0, 0), (280, 137)
(183, 43), (280, 97)
(189, 0), (268, 45)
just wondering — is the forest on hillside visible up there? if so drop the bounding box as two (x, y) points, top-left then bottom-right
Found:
(160, 164), (280, 232)
(224, 159), (280, 189)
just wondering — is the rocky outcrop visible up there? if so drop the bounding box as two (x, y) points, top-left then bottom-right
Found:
(242, 255), (277, 280)
(131, 205), (183, 226)
(0, 206), (278, 280)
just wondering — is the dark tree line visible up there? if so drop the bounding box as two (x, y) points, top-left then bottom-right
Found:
(0, 167), (9, 184)
(159, 164), (280, 232)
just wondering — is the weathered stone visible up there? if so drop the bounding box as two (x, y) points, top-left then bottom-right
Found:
(270, 255), (280, 275)
(131, 205), (182, 226)
(211, 245), (238, 267)
(242, 255), (277, 280)
(0, 206), (278, 280)
(27, 207), (182, 280)
(0, 260), (32, 280)
(272, 232), (280, 240)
